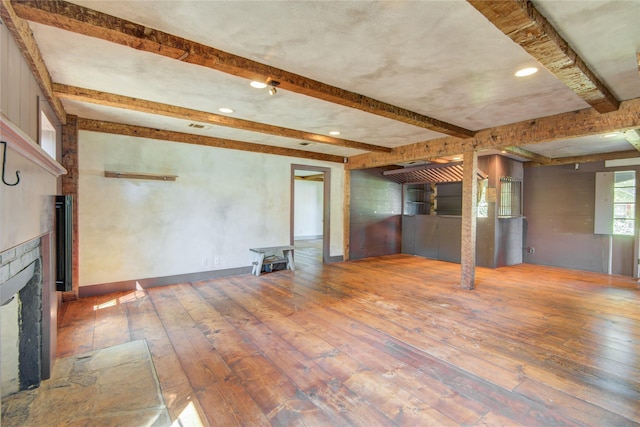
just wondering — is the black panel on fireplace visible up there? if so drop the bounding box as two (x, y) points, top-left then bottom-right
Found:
(55, 195), (73, 292)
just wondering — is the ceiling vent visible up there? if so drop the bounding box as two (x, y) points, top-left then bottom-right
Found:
(188, 123), (206, 129)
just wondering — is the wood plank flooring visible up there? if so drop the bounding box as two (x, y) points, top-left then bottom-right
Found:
(57, 252), (640, 426)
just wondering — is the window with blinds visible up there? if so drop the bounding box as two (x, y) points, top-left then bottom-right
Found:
(499, 176), (523, 218)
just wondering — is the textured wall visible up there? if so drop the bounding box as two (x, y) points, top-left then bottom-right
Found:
(79, 131), (344, 287)
(349, 168), (402, 260)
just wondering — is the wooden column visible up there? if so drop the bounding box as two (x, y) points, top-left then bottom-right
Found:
(343, 169), (351, 261)
(461, 150), (478, 290)
(61, 114), (79, 300)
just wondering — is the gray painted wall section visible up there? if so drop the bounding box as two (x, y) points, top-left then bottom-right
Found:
(350, 168), (402, 260)
(523, 161), (637, 275)
(398, 155), (523, 268)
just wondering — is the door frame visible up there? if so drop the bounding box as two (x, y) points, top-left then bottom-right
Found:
(290, 164), (331, 263)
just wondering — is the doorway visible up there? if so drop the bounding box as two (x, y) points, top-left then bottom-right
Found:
(291, 165), (331, 266)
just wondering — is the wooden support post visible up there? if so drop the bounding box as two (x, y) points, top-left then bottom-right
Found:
(461, 150), (478, 290)
(61, 114), (79, 300)
(343, 169), (351, 261)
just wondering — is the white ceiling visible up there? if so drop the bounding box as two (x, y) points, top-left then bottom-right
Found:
(19, 0), (640, 162)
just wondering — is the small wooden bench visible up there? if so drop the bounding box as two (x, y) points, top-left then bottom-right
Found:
(250, 246), (295, 276)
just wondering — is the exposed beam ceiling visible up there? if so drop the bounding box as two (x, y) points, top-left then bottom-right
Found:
(501, 146), (551, 164)
(12, 0), (475, 139)
(0, 0), (66, 124)
(77, 118), (346, 164)
(468, 0), (620, 114)
(624, 129), (640, 152)
(526, 149), (640, 168)
(54, 84), (390, 153)
(347, 98), (640, 170)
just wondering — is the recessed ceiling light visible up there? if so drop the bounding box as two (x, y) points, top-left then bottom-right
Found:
(218, 107), (234, 114)
(329, 131), (341, 136)
(515, 67), (538, 77)
(250, 81), (267, 89)
(603, 132), (619, 138)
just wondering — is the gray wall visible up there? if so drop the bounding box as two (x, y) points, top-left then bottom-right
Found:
(523, 161), (637, 275)
(350, 168), (402, 260)
(400, 155), (524, 268)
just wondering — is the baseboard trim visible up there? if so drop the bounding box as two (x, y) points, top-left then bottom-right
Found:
(78, 266), (252, 298)
(327, 255), (344, 263)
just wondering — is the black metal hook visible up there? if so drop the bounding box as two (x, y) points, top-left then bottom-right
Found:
(1, 141), (21, 186)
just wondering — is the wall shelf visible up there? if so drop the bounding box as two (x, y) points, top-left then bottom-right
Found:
(104, 171), (178, 181)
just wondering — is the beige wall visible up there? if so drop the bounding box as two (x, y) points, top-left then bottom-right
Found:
(79, 130), (344, 288)
(0, 22), (61, 253)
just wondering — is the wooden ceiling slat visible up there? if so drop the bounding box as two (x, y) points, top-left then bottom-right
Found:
(77, 118), (346, 163)
(13, 0), (475, 139)
(54, 84), (390, 153)
(383, 163), (483, 184)
(468, 0), (619, 113)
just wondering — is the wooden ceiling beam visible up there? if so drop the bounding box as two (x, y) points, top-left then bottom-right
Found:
(77, 118), (346, 163)
(54, 84), (390, 153)
(502, 146), (551, 164)
(0, 0), (66, 124)
(526, 150), (640, 168)
(13, 0), (474, 139)
(294, 174), (324, 182)
(468, 0), (619, 113)
(347, 98), (640, 170)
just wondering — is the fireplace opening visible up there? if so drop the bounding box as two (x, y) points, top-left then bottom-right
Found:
(1, 238), (44, 397)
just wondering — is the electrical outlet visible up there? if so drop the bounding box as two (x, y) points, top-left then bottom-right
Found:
(202, 257), (209, 267)
(214, 256), (221, 265)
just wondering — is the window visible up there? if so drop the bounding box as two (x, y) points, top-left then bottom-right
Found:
(613, 171), (635, 235)
(498, 176), (522, 217)
(477, 178), (488, 218)
(40, 110), (56, 159)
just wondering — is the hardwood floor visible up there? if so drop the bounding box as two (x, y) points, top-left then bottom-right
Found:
(57, 255), (640, 426)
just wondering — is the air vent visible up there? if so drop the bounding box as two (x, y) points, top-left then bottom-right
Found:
(188, 123), (206, 129)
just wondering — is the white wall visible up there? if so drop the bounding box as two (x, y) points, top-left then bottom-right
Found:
(79, 131), (344, 287)
(294, 179), (323, 239)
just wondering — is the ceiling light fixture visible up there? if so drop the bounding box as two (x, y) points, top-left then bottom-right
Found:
(250, 81), (267, 89)
(268, 80), (280, 96)
(329, 131), (341, 136)
(603, 132), (619, 138)
(218, 107), (234, 114)
(515, 67), (538, 77)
